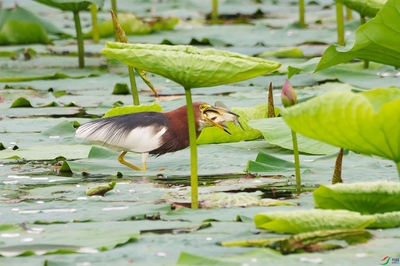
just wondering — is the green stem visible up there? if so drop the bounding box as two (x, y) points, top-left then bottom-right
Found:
(396, 162), (400, 178)
(298, 0), (305, 28)
(360, 15), (369, 69)
(211, 0), (218, 24)
(128, 67), (140, 105)
(346, 6), (353, 20)
(111, 0), (118, 42)
(73, 11), (84, 68)
(185, 88), (198, 209)
(90, 4), (99, 43)
(291, 130), (301, 194)
(336, 2), (345, 46)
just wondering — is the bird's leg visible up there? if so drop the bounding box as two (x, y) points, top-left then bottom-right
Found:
(141, 152), (149, 171)
(117, 151), (141, 170)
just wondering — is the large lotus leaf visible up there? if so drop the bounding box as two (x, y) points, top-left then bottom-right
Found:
(102, 42), (281, 88)
(337, 0), (386, 18)
(368, 211), (400, 229)
(254, 209), (375, 234)
(316, 0), (400, 70)
(281, 87), (400, 163)
(34, 0), (104, 12)
(248, 117), (338, 155)
(0, 6), (63, 36)
(313, 181), (400, 214)
(0, 20), (51, 45)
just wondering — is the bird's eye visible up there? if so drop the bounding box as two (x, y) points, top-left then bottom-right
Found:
(211, 116), (217, 121)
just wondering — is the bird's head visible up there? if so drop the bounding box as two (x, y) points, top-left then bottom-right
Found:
(197, 101), (242, 135)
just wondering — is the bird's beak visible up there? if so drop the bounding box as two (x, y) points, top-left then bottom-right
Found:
(200, 103), (243, 135)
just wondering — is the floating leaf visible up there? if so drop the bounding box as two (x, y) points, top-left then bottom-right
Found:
(281, 88), (400, 163)
(162, 191), (293, 209)
(254, 209), (375, 234)
(258, 47), (304, 58)
(316, 0), (400, 70)
(249, 117), (338, 155)
(85, 181), (116, 196)
(277, 229), (372, 254)
(112, 83), (130, 95)
(102, 42), (281, 88)
(247, 151), (296, 173)
(10, 97), (33, 108)
(313, 181), (400, 214)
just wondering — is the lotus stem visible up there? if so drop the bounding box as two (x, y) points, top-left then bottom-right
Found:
(332, 148), (344, 184)
(335, 2), (345, 46)
(298, 0), (305, 28)
(110, 10), (140, 105)
(73, 10), (85, 68)
(346, 7), (353, 20)
(267, 82), (275, 118)
(211, 0), (218, 24)
(291, 130), (301, 194)
(111, 0), (118, 41)
(396, 162), (400, 177)
(128, 67), (140, 105)
(90, 4), (99, 43)
(185, 88), (199, 209)
(360, 15), (369, 69)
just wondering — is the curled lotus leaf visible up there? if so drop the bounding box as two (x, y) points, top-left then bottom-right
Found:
(281, 87), (400, 163)
(314, 181), (400, 214)
(254, 209), (374, 234)
(102, 42), (281, 88)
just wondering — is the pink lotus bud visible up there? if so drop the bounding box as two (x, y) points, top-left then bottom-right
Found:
(281, 79), (298, 108)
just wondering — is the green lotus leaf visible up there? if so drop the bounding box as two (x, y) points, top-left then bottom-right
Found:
(254, 209), (375, 234)
(337, 0), (386, 18)
(102, 103), (163, 118)
(281, 87), (400, 163)
(316, 0), (400, 70)
(34, 0), (104, 12)
(313, 181), (400, 214)
(102, 42), (281, 88)
(249, 117), (338, 155)
(367, 211), (400, 229)
(0, 20), (51, 45)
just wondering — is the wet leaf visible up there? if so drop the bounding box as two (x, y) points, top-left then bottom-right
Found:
(102, 42), (281, 88)
(313, 181), (400, 214)
(254, 209), (375, 234)
(281, 87), (400, 162)
(85, 181), (116, 196)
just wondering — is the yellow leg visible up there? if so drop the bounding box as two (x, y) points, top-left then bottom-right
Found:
(117, 151), (141, 171)
(141, 153), (148, 171)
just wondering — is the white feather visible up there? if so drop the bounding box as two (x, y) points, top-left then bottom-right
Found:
(76, 123), (167, 153)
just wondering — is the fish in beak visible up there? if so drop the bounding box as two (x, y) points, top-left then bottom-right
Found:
(199, 101), (243, 135)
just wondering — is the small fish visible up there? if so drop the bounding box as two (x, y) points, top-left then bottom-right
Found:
(201, 101), (244, 135)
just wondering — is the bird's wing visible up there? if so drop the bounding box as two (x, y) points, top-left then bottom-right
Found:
(76, 112), (168, 153)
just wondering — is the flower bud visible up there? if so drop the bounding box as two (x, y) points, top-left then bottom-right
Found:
(281, 79), (298, 108)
